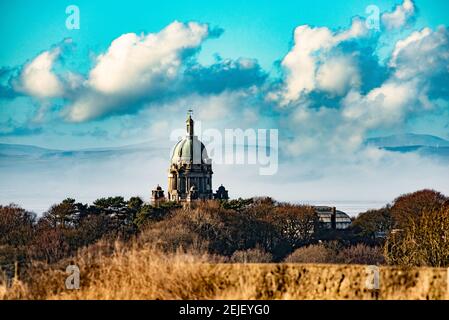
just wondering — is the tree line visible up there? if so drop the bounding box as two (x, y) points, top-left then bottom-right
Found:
(1, 189), (448, 277)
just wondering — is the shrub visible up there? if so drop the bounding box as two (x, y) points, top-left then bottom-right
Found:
(284, 244), (334, 264)
(385, 204), (449, 267)
(138, 201), (279, 257)
(138, 217), (210, 253)
(351, 207), (393, 240)
(336, 244), (385, 265)
(230, 247), (272, 263)
(0, 204), (35, 246)
(390, 189), (447, 228)
(273, 204), (316, 249)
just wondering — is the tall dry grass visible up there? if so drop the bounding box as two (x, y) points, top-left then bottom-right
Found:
(1, 241), (223, 300)
(2, 240), (448, 300)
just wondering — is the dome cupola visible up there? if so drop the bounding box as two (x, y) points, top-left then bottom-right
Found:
(170, 111), (211, 165)
(167, 110), (213, 202)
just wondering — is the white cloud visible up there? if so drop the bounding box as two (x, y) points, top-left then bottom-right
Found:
(316, 55), (360, 95)
(342, 80), (416, 129)
(88, 21), (209, 95)
(15, 48), (64, 99)
(62, 21), (265, 123)
(382, 0), (415, 30)
(390, 27), (449, 80)
(275, 18), (367, 104)
(65, 21), (211, 122)
(63, 93), (112, 122)
(280, 77), (419, 159)
(197, 93), (235, 121)
(282, 25), (334, 100)
(275, 17), (449, 162)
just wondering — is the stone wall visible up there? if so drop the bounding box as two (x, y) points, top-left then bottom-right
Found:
(216, 263), (449, 300)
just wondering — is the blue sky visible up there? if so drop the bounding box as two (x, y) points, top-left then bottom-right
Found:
(1, 0), (449, 68)
(2, 0), (448, 70)
(1, 0), (449, 212)
(1, 0), (449, 148)
(1, 0), (393, 68)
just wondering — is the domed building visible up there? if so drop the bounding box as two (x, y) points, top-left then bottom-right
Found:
(150, 111), (229, 205)
(167, 112), (215, 202)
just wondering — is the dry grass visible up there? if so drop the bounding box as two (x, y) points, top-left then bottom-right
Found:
(1, 241), (448, 300)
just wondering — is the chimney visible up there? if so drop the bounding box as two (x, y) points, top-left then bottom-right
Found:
(331, 207), (337, 230)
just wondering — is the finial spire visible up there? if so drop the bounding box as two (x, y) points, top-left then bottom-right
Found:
(186, 108), (194, 136)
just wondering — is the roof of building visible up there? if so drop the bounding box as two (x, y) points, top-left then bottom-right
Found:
(314, 206), (352, 223)
(171, 112), (211, 165)
(171, 136), (210, 165)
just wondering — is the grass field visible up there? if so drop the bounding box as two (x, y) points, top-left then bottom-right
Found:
(1, 243), (447, 300)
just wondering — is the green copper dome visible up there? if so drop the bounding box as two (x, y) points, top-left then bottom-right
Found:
(171, 135), (210, 165)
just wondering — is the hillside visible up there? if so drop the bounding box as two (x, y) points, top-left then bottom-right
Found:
(365, 133), (449, 159)
(366, 133), (449, 148)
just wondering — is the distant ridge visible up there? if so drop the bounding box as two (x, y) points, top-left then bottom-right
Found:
(2, 133), (449, 160)
(0, 143), (60, 157)
(365, 133), (449, 158)
(366, 133), (449, 148)
(0, 142), (169, 161)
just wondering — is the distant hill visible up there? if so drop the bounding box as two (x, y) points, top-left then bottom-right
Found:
(2, 133), (449, 162)
(366, 133), (449, 148)
(0, 143), (60, 157)
(0, 142), (169, 162)
(365, 133), (449, 158)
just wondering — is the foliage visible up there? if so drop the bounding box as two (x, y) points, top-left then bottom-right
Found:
(390, 189), (447, 228)
(220, 197), (254, 211)
(284, 244), (333, 264)
(134, 201), (181, 228)
(351, 206), (393, 240)
(0, 204), (35, 246)
(385, 204), (449, 267)
(230, 247), (273, 263)
(336, 244), (385, 265)
(273, 204), (317, 249)
(138, 200), (317, 260)
(285, 242), (385, 265)
(1, 188), (449, 273)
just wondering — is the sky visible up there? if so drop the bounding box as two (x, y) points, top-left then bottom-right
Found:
(1, 0), (449, 214)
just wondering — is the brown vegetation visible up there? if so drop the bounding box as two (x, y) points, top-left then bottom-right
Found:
(284, 243), (385, 265)
(1, 189), (449, 300)
(385, 204), (449, 267)
(1, 243), (447, 300)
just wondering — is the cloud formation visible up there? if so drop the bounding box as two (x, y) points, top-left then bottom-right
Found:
(1, 0), (448, 162)
(53, 21), (265, 122)
(391, 26), (449, 83)
(89, 22), (210, 95)
(382, 0), (415, 30)
(267, 0), (449, 163)
(270, 18), (367, 105)
(14, 48), (64, 99)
